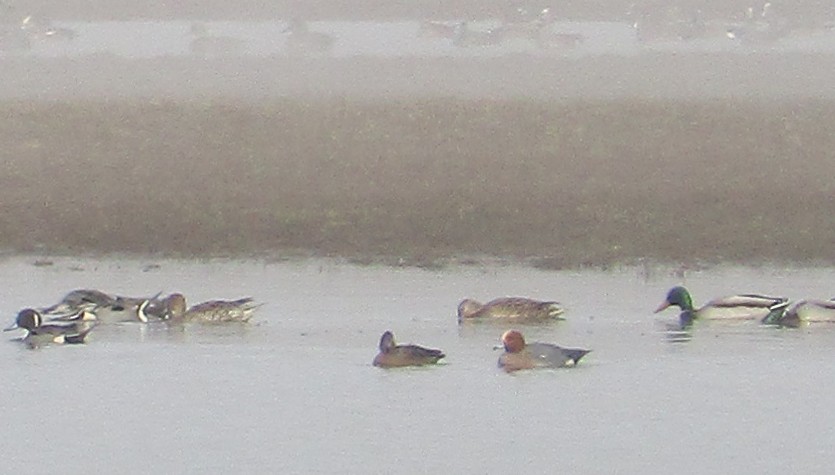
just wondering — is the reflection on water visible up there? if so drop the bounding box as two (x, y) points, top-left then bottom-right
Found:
(3, 256), (835, 471)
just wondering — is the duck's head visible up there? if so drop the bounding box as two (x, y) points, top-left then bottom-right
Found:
(500, 329), (526, 353)
(163, 293), (188, 320)
(8, 309), (43, 331)
(655, 286), (694, 313)
(378, 331), (396, 353)
(457, 299), (482, 321)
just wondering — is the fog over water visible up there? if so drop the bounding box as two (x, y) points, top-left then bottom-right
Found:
(2, 2), (835, 100)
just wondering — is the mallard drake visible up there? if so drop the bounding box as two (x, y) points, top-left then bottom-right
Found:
(764, 299), (835, 327)
(497, 329), (590, 372)
(655, 286), (788, 327)
(457, 297), (565, 323)
(160, 293), (259, 324)
(372, 331), (445, 368)
(4, 308), (97, 347)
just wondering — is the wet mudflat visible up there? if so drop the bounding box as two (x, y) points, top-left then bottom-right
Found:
(1, 255), (834, 472)
(2, 97), (835, 267)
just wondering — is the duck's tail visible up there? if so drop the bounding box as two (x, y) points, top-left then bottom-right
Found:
(761, 300), (791, 325)
(544, 302), (566, 320)
(64, 324), (97, 344)
(563, 348), (591, 365)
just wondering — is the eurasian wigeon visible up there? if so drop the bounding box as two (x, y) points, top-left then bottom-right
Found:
(497, 329), (589, 372)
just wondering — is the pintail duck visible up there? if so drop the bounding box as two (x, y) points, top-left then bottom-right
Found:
(160, 293), (259, 324)
(497, 329), (590, 372)
(4, 308), (97, 347)
(41, 289), (166, 324)
(763, 299), (835, 328)
(372, 331), (445, 368)
(655, 286), (788, 328)
(457, 297), (565, 323)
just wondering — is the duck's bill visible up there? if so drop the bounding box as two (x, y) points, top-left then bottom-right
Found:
(654, 301), (671, 313)
(3, 322), (19, 332)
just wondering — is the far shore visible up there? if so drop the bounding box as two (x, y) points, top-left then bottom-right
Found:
(2, 97), (834, 269)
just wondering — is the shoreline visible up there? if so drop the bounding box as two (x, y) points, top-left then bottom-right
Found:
(3, 97), (834, 268)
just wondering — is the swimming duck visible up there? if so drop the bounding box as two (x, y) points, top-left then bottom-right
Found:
(372, 331), (445, 368)
(457, 297), (565, 323)
(655, 286), (788, 328)
(763, 299), (835, 327)
(41, 289), (165, 324)
(4, 308), (97, 347)
(160, 293), (259, 324)
(497, 329), (590, 372)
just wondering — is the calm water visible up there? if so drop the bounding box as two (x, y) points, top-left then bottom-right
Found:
(1, 255), (834, 473)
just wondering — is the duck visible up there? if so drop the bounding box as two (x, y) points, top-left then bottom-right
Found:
(764, 299), (835, 327)
(457, 297), (565, 323)
(160, 293), (259, 324)
(372, 331), (445, 368)
(497, 329), (590, 372)
(4, 308), (97, 347)
(40, 289), (165, 324)
(452, 21), (505, 48)
(725, 2), (789, 43)
(655, 286), (788, 328)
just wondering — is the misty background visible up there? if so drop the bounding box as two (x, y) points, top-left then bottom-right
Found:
(2, 0), (834, 266)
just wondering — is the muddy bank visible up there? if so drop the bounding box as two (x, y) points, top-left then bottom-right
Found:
(1, 98), (833, 267)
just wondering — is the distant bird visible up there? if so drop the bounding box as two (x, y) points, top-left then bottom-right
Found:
(457, 297), (565, 323)
(372, 331), (445, 368)
(4, 308), (97, 347)
(726, 2), (789, 42)
(284, 19), (335, 55)
(497, 329), (590, 372)
(20, 15), (76, 41)
(160, 293), (259, 324)
(764, 298), (835, 327)
(655, 286), (788, 328)
(451, 21), (505, 47)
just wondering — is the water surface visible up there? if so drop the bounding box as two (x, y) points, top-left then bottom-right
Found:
(1, 256), (834, 473)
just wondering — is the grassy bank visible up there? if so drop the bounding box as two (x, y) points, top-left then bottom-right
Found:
(1, 98), (833, 267)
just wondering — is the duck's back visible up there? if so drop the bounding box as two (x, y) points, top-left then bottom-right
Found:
(699, 294), (787, 320)
(482, 297), (564, 320)
(373, 345), (445, 367)
(526, 342), (590, 368)
(185, 298), (257, 323)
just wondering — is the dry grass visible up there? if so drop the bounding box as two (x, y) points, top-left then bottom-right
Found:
(1, 98), (834, 267)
